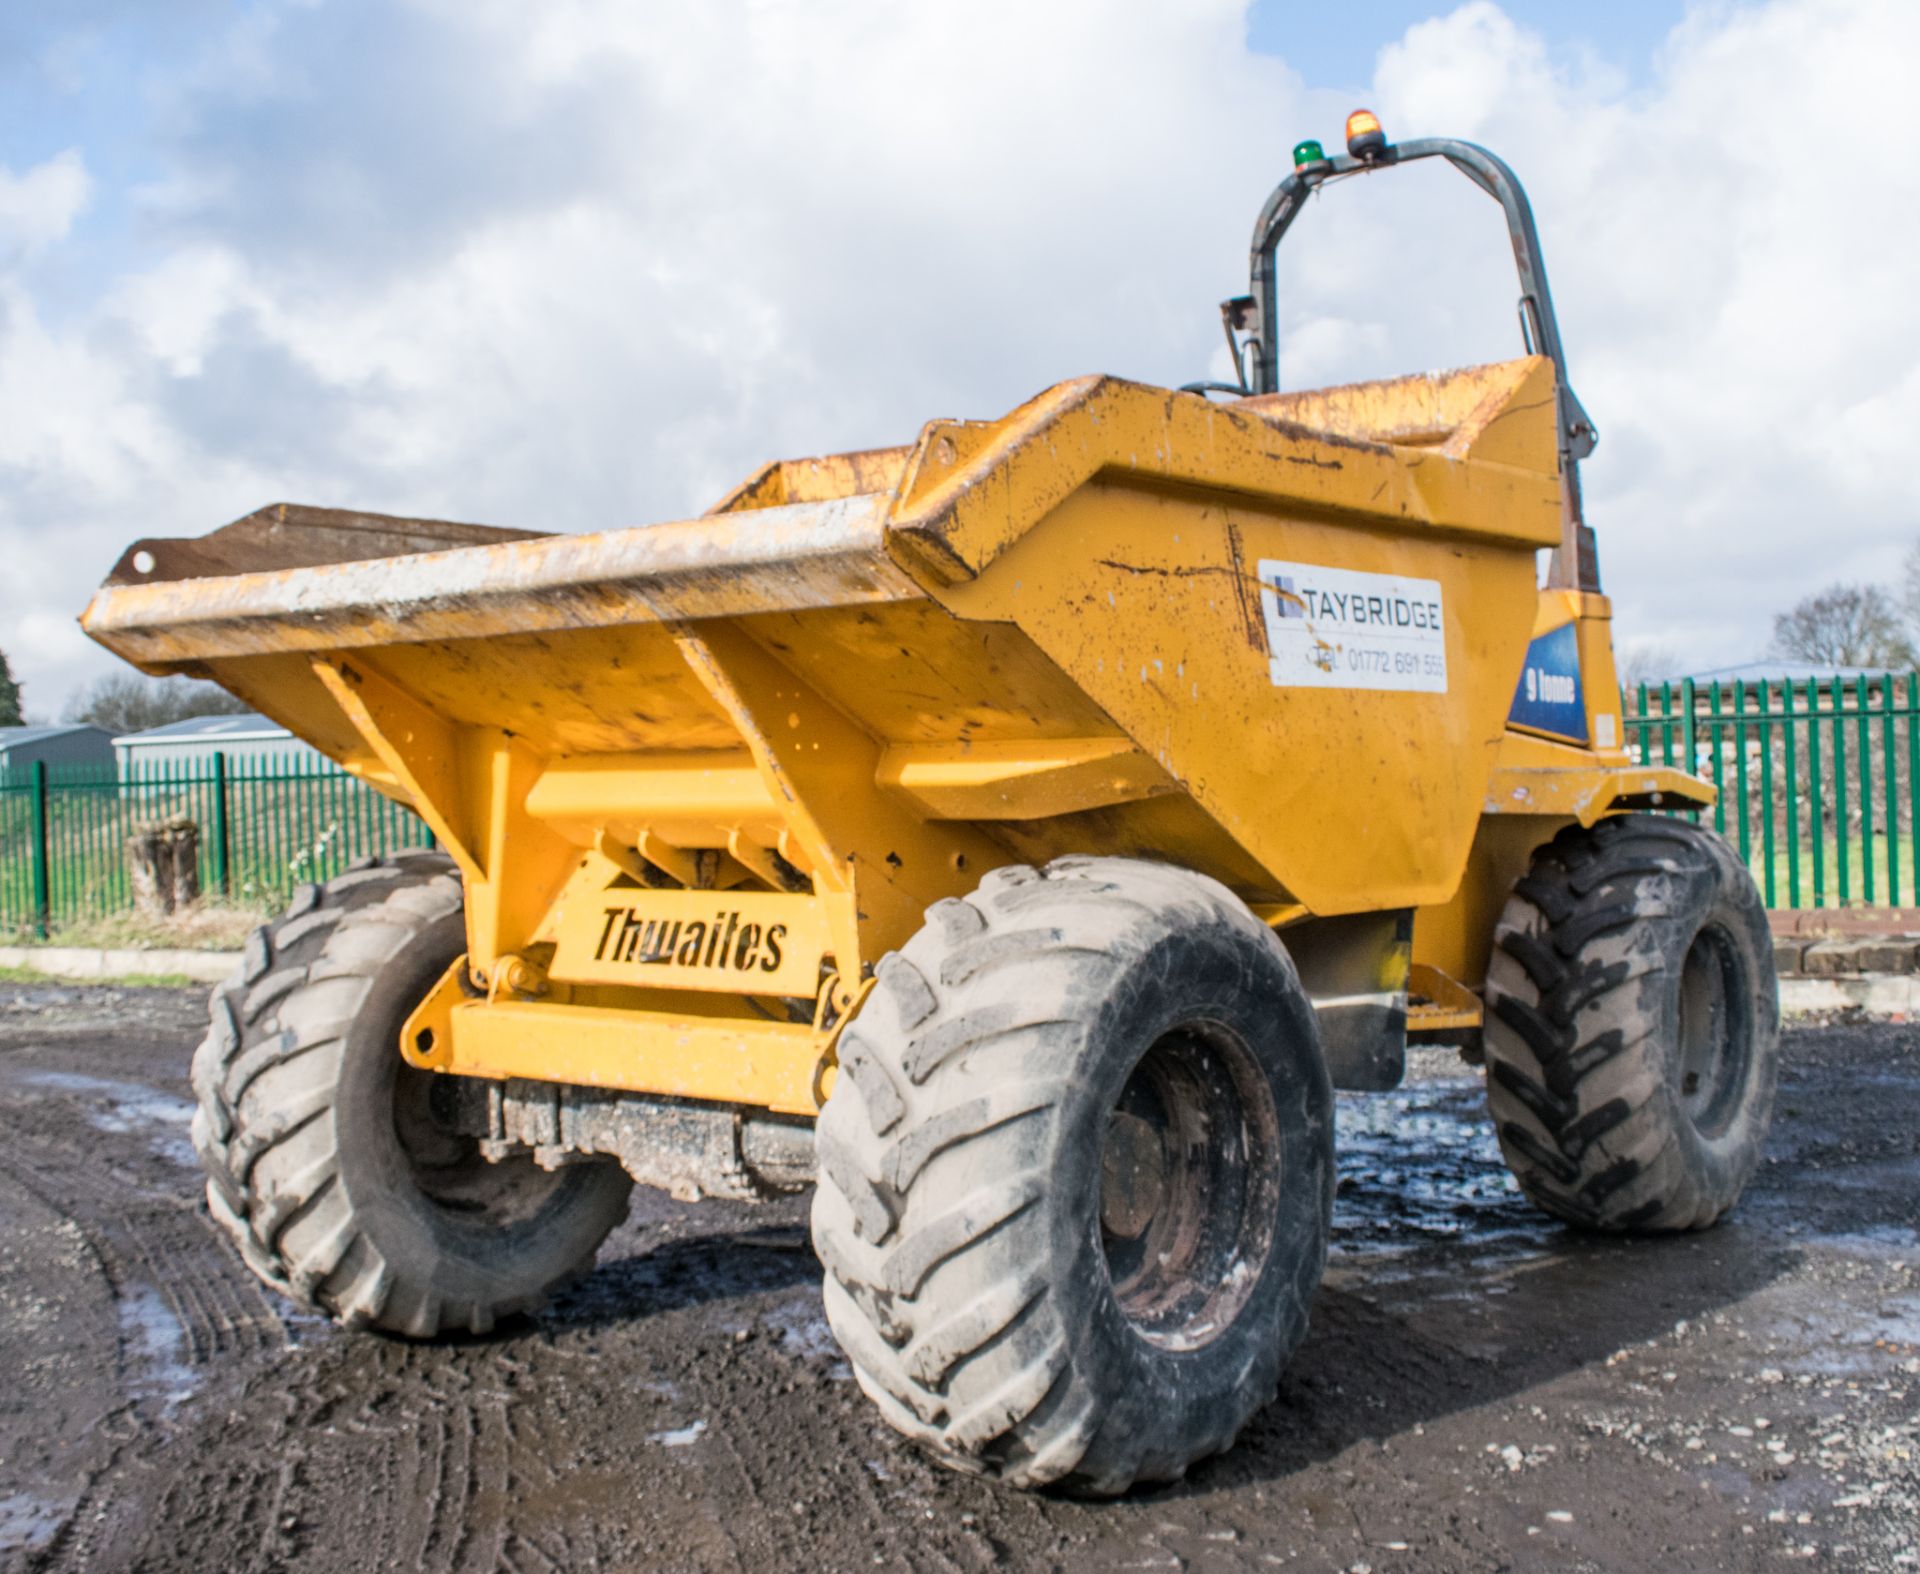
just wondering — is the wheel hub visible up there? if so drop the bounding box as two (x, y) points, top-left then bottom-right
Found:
(1097, 1023), (1283, 1350)
(1675, 923), (1748, 1137)
(1099, 1110), (1167, 1240)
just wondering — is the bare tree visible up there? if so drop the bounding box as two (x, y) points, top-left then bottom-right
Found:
(1770, 583), (1914, 669)
(1618, 642), (1683, 692)
(64, 672), (251, 735)
(1901, 541), (1920, 643)
(0, 647), (21, 727)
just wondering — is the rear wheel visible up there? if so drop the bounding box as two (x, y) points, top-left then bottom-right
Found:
(1483, 815), (1779, 1231)
(811, 856), (1332, 1494)
(191, 853), (632, 1335)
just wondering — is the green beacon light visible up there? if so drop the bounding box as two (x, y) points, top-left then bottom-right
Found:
(1292, 139), (1326, 170)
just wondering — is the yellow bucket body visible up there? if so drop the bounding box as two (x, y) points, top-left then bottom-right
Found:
(81, 357), (1709, 1111)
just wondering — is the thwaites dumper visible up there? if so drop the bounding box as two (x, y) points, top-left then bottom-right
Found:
(82, 114), (1779, 1494)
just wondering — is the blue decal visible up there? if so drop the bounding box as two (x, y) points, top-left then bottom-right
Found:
(1509, 622), (1586, 742)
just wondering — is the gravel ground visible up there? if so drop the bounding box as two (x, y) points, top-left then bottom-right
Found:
(0, 980), (1913, 1573)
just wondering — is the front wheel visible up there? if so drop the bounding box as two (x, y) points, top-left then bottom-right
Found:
(811, 856), (1333, 1494)
(191, 854), (632, 1336)
(1483, 815), (1779, 1232)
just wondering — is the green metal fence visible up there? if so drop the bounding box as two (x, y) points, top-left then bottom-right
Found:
(1625, 673), (1920, 910)
(4, 680), (1917, 935)
(1, 754), (433, 938)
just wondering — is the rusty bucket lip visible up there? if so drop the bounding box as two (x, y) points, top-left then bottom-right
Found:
(80, 491), (917, 666)
(80, 358), (1565, 673)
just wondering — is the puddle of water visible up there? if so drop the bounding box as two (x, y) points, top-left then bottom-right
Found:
(762, 1290), (849, 1376)
(648, 1419), (707, 1447)
(1818, 1226), (1919, 1260)
(0, 1492), (68, 1555)
(118, 1283), (201, 1410)
(1793, 1292), (1920, 1375)
(17, 1070), (198, 1167)
(1332, 1084), (1534, 1259)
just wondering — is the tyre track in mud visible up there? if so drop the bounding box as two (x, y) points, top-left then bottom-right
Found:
(0, 983), (298, 1569)
(0, 981), (1915, 1572)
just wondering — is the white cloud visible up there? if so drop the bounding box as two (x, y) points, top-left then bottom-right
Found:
(0, 149), (90, 261)
(1, 0), (1917, 720)
(102, 246), (255, 377)
(1300, 0), (1920, 659)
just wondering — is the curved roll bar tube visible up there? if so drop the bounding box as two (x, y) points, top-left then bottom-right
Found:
(1240, 138), (1601, 590)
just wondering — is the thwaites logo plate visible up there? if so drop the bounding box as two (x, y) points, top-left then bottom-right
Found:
(1257, 559), (1448, 693)
(550, 890), (828, 996)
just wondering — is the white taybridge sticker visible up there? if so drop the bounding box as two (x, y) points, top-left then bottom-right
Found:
(1256, 559), (1448, 693)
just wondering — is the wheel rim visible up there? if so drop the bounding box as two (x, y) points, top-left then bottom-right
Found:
(1674, 923), (1749, 1138)
(1097, 1021), (1283, 1351)
(390, 1064), (568, 1224)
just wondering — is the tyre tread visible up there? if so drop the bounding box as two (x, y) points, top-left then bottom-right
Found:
(1483, 815), (1777, 1232)
(812, 856), (1323, 1493)
(189, 852), (620, 1337)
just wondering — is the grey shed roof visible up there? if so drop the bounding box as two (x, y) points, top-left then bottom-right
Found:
(1680, 661), (1906, 686)
(114, 712), (291, 746)
(0, 724), (108, 749)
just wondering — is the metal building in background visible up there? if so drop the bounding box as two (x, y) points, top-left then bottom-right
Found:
(0, 724), (115, 776)
(114, 712), (325, 771)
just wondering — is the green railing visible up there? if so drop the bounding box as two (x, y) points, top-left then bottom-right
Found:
(1624, 673), (1920, 910)
(1, 753), (433, 938)
(5, 679), (1917, 934)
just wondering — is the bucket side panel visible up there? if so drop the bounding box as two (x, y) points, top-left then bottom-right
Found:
(933, 480), (1539, 913)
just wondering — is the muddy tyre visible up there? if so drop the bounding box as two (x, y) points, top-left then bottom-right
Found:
(811, 856), (1333, 1494)
(190, 853), (631, 1335)
(1484, 815), (1779, 1232)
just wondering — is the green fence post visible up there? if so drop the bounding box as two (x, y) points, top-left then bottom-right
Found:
(1756, 680), (1776, 908)
(211, 751), (232, 898)
(1832, 678), (1849, 904)
(1909, 675), (1920, 908)
(29, 760), (51, 939)
(1808, 681), (1825, 906)
(1857, 672), (1874, 903)
(1682, 678), (1698, 813)
(1882, 676), (1899, 906)
(1782, 680), (1800, 909)
(1708, 681), (1727, 834)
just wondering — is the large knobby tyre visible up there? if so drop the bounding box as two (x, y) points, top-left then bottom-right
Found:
(191, 852), (632, 1336)
(1483, 815), (1779, 1232)
(811, 856), (1333, 1495)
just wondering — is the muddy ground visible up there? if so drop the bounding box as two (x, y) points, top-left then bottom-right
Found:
(0, 981), (1912, 1573)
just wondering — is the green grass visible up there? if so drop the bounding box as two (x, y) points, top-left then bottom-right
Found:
(1730, 832), (1917, 909)
(0, 961), (198, 987)
(41, 903), (265, 952)
(2, 899), (266, 951)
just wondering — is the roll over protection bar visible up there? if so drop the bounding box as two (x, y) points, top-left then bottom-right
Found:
(1237, 137), (1601, 590)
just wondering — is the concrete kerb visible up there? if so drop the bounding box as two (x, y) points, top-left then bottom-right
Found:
(0, 944), (1911, 1016)
(1777, 974), (1920, 1018)
(1770, 914), (1920, 1017)
(0, 945), (239, 985)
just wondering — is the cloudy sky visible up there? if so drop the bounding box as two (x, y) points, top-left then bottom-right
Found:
(2, 0), (1914, 718)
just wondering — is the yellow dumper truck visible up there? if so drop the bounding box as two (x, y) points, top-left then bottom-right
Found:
(82, 114), (1778, 1494)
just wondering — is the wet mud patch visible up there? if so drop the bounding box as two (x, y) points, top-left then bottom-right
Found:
(0, 983), (1914, 1571)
